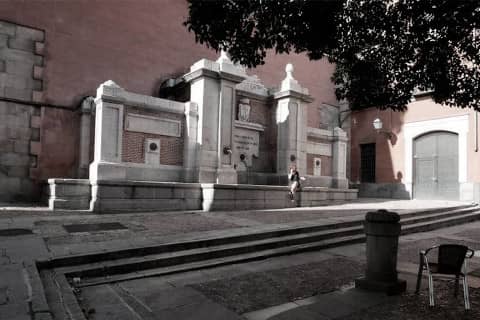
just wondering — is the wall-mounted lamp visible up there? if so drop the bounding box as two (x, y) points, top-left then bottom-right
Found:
(373, 117), (394, 139)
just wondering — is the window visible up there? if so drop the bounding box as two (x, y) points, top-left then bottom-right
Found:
(360, 143), (376, 183)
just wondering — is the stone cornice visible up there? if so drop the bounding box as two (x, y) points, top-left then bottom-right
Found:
(95, 80), (185, 115)
(273, 90), (314, 103)
(234, 120), (265, 132)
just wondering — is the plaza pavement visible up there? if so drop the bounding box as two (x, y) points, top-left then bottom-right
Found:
(0, 199), (479, 319)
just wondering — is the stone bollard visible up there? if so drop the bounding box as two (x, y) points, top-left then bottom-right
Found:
(355, 209), (406, 295)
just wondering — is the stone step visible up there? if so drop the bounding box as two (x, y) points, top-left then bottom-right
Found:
(73, 208), (480, 287)
(39, 205), (477, 272)
(58, 207), (480, 287)
(401, 206), (480, 225)
(59, 225), (364, 278)
(75, 233), (367, 287)
(402, 210), (480, 235)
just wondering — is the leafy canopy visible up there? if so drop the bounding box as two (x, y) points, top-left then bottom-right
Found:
(185, 0), (479, 111)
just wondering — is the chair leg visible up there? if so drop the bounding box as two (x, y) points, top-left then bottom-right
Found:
(415, 256), (424, 294)
(454, 275), (460, 297)
(463, 276), (470, 310)
(428, 273), (435, 307)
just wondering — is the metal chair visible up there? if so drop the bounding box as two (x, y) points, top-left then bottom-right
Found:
(415, 244), (474, 310)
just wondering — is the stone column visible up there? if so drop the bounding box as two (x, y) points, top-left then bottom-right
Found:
(355, 210), (406, 295)
(183, 102), (199, 182)
(184, 51), (247, 183)
(78, 96), (94, 178)
(274, 64), (313, 175)
(332, 127), (349, 189)
(89, 80), (125, 182)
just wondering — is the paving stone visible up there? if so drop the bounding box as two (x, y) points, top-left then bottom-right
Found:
(190, 258), (364, 314)
(267, 306), (330, 320)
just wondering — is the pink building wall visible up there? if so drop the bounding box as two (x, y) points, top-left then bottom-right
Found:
(351, 99), (480, 187)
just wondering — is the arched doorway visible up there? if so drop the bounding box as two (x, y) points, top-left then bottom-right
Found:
(413, 131), (459, 200)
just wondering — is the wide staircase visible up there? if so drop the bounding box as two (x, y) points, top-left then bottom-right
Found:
(39, 203), (480, 288)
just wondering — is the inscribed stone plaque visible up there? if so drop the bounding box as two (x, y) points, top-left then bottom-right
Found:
(233, 128), (259, 158)
(126, 113), (181, 137)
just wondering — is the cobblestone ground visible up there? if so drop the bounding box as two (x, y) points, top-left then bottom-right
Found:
(339, 281), (480, 320)
(190, 257), (364, 314)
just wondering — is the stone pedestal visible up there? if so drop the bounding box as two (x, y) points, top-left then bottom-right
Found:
(274, 64), (313, 175)
(184, 51), (248, 184)
(355, 209), (406, 295)
(332, 127), (348, 189)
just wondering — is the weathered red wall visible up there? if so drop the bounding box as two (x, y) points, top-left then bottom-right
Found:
(0, 0), (338, 184)
(0, 0), (336, 113)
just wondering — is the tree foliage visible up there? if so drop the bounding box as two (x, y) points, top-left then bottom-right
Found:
(185, 0), (479, 111)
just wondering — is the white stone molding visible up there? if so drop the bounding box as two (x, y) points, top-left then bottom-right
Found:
(236, 75), (269, 96)
(189, 51), (247, 80)
(190, 59), (220, 73)
(125, 113), (182, 137)
(307, 127), (335, 139)
(307, 142), (332, 156)
(403, 114), (469, 197)
(234, 120), (264, 132)
(96, 80), (185, 115)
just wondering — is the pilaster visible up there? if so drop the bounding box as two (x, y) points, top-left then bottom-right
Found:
(78, 96), (94, 178)
(274, 64), (313, 176)
(332, 127), (349, 188)
(89, 80), (125, 182)
(184, 51), (247, 183)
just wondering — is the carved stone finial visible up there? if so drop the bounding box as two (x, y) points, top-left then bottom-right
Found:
(101, 80), (121, 88)
(285, 63), (294, 79)
(216, 50), (232, 64)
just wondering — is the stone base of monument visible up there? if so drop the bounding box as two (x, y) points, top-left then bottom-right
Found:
(355, 278), (407, 296)
(47, 179), (358, 212)
(47, 179), (92, 210)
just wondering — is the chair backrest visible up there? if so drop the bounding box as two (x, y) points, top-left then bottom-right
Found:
(437, 244), (469, 275)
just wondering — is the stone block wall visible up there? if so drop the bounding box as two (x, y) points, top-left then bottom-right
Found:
(0, 21), (45, 102)
(122, 106), (184, 166)
(0, 101), (42, 201)
(0, 21), (46, 202)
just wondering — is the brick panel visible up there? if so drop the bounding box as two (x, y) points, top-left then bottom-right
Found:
(122, 106), (184, 166)
(306, 153), (332, 176)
